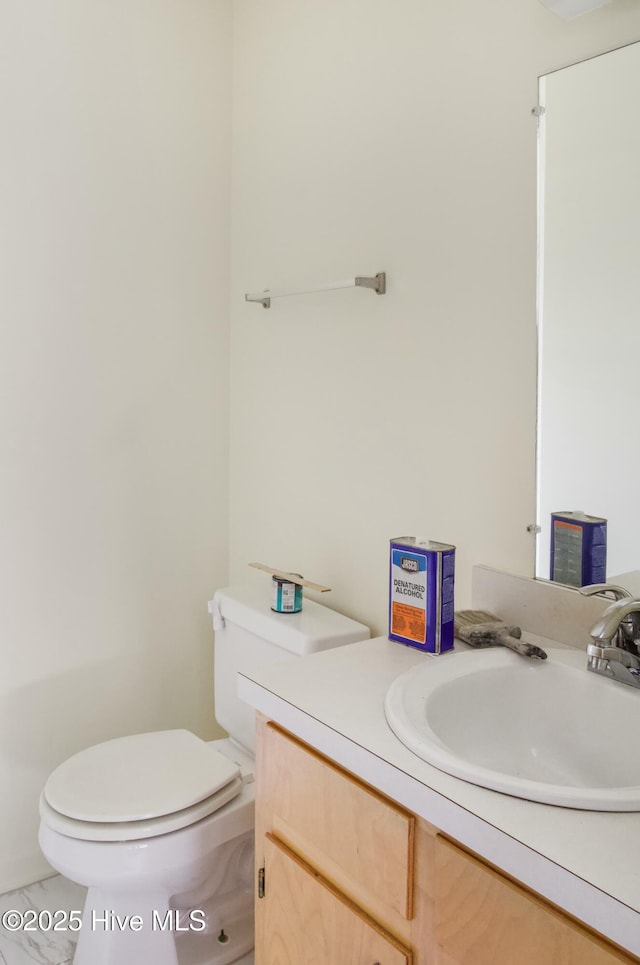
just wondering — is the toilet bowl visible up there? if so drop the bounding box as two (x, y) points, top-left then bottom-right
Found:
(38, 584), (370, 965)
(39, 731), (256, 965)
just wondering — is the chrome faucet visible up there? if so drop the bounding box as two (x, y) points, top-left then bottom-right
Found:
(581, 584), (640, 688)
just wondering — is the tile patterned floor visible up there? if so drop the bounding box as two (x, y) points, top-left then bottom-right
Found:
(0, 876), (86, 965)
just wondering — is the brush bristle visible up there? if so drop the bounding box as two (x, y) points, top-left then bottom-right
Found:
(453, 609), (499, 626)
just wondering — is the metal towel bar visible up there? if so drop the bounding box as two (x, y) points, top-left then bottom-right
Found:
(244, 272), (386, 308)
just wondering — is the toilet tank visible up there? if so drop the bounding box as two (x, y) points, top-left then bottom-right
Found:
(208, 585), (370, 753)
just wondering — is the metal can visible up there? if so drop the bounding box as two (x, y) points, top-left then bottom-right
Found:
(272, 574), (303, 613)
(389, 537), (456, 654)
(550, 511), (607, 587)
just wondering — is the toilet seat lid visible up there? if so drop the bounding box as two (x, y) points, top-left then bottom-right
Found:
(44, 730), (240, 823)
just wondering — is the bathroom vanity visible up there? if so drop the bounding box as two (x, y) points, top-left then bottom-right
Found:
(238, 615), (640, 963)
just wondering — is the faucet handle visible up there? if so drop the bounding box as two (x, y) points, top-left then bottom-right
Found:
(580, 583), (633, 601)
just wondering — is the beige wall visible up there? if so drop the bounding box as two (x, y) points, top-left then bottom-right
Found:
(0, 1), (232, 891)
(229, 0), (640, 635)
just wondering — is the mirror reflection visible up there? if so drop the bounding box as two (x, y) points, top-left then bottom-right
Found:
(536, 40), (640, 592)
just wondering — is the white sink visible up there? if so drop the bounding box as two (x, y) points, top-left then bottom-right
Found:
(384, 646), (640, 810)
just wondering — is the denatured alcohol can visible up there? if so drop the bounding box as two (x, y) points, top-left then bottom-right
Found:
(550, 511), (607, 587)
(389, 537), (455, 654)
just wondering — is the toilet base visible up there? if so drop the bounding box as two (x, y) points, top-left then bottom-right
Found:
(74, 882), (253, 965)
(174, 888), (253, 965)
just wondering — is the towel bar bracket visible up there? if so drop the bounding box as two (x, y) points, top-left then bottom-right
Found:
(355, 272), (386, 295)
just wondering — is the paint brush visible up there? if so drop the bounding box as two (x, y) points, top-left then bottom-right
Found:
(454, 610), (548, 660)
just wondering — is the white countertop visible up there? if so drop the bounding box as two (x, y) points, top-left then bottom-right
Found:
(238, 635), (640, 957)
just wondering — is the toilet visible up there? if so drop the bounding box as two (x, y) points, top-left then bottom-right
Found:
(38, 585), (369, 965)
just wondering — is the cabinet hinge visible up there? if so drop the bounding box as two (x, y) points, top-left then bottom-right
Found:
(258, 866), (265, 899)
(531, 105), (545, 117)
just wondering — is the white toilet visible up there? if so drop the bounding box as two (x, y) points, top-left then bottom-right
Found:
(38, 585), (369, 965)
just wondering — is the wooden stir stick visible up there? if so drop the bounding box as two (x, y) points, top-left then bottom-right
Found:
(249, 562), (331, 593)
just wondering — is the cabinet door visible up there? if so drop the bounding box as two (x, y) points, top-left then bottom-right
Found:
(435, 835), (638, 965)
(258, 722), (415, 922)
(260, 833), (413, 965)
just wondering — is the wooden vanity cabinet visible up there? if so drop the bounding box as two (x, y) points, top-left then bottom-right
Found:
(254, 716), (436, 964)
(435, 836), (636, 965)
(254, 715), (639, 965)
(261, 833), (412, 965)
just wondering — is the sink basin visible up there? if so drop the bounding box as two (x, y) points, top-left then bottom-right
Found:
(384, 646), (640, 810)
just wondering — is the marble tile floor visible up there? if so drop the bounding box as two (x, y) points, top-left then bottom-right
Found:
(0, 875), (86, 965)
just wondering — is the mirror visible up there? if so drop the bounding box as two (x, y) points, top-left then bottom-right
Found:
(535, 40), (640, 592)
